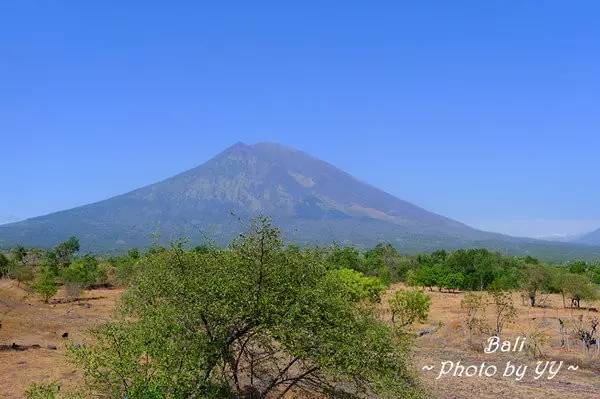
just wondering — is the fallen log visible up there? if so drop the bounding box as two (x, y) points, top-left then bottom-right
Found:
(0, 343), (41, 351)
(49, 296), (106, 304)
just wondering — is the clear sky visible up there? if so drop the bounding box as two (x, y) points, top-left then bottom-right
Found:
(1, 1), (599, 238)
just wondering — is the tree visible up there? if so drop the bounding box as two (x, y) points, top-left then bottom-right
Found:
(437, 269), (464, 292)
(70, 218), (423, 399)
(461, 292), (488, 345)
(488, 290), (517, 337)
(50, 237), (80, 270)
(33, 268), (58, 303)
(408, 265), (438, 291)
(332, 268), (386, 303)
(388, 289), (431, 328)
(521, 263), (551, 307)
(327, 245), (363, 271)
(562, 273), (598, 308)
(11, 245), (27, 264)
(61, 255), (99, 297)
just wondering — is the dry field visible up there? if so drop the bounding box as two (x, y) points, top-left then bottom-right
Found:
(1, 279), (600, 398)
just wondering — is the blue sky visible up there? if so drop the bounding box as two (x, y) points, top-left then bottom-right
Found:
(1, 1), (599, 238)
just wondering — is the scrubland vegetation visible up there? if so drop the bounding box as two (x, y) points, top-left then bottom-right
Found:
(1, 217), (600, 398)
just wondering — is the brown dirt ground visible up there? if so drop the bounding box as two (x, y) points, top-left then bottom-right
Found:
(0, 279), (120, 399)
(382, 284), (600, 399)
(1, 279), (600, 398)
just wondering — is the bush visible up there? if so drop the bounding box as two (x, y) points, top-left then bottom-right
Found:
(25, 382), (60, 399)
(331, 268), (386, 302)
(488, 290), (516, 337)
(14, 265), (34, 287)
(33, 268), (58, 303)
(389, 289), (431, 328)
(61, 255), (99, 292)
(460, 292), (488, 343)
(108, 253), (140, 286)
(70, 218), (423, 399)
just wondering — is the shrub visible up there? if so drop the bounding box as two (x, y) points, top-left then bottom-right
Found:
(14, 265), (34, 287)
(33, 268), (58, 303)
(460, 292), (488, 344)
(331, 268), (386, 302)
(25, 382), (60, 399)
(488, 290), (516, 337)
(61, 255), (99, 292)
(389, 289), (431, 328)
(69, 218), (423, 399)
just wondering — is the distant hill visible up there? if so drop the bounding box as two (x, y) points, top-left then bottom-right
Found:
(576, 228), (600, 246)
(1, 142), (599, 261)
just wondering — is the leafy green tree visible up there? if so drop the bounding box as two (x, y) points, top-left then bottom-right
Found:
(568, 260), (588, 275)
(61, 255), (99, 296)
(389, 289), (431, 328)
(437, 267), (464, 292)
(327, 245), (363, 271)
(48, 237), (80, 271)
(407, 265), (438, 291)
(521, 263), (551, 307)
(33, 267), (58, 303)
(70, 218), (422, 399)
(364, 243), (412, 282)
(11, 245), (27, 264)
(332, 268), (386, 302)
(562, 273), (598, 308)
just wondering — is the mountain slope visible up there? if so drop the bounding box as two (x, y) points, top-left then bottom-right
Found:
(576, 228), (600, 246)
(1, 142), (599, 261)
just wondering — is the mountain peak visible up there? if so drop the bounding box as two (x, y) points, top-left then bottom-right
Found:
(4, 142), (599, 261)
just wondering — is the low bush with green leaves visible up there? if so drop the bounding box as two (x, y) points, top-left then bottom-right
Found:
(32, 267), (58, 303)
(389, 289), (431, 328)
(69, 218), (423, 399)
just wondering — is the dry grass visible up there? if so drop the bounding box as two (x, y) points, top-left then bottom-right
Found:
(2, 279), (600, 398)
(385, 284), (600, 399)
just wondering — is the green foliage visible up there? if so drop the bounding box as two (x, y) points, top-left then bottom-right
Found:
(389, 289), (431, 328)
(14, 265), (34, 286)
(407, 265), (438, 290)
(108, 251), (141, 285)
(327, 246), (362, 270)
(460, 292), (488, 342)
(488, 290), (516, 337)
(520, 263), (552, 307)
(33, 267), (58, 303)
(0, 252), (9, 277)
(70, 217), (422, 399)
(25, 382), (60, 399)
(568, 260), (588, 274)
(11, 245), (27, 263)
(47, 236), (80, 272)
(61, 255), (99, 288)
(332, 268), (386, 302)
(563, 273), (598, 308)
